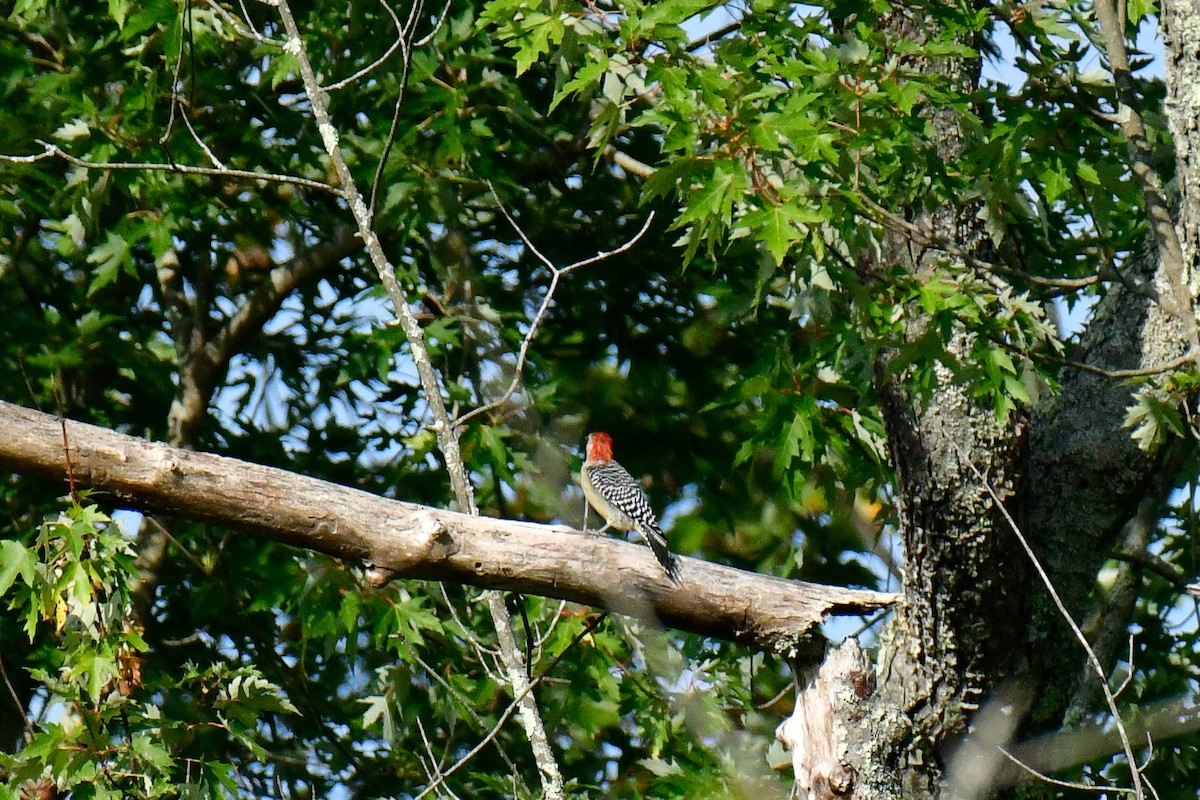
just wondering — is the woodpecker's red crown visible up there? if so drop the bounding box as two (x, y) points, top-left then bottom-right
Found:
(586, 431), (614, 462)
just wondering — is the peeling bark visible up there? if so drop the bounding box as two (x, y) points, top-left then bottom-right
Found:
(777, 640), (872, 798)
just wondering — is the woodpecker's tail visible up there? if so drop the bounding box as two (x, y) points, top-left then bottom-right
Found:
(639, 524), (682, 584)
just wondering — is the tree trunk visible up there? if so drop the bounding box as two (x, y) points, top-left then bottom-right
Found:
(785, 6), (1199, 798)
(856, 8), (1030, 796)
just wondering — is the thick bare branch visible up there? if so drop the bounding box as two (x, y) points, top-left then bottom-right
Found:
(995, 695), (1200, 789)
(1094, 0), (1198, 367)
(0, 400), (896, 654)
(168, 226), (360, 445)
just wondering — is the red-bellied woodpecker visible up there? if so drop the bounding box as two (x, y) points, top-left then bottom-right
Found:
(580, 431), (681, 582)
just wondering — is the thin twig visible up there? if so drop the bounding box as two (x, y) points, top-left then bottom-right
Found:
(1111, 548), (1188, 588)
(956, 444), (1145, 799)
(754, 677), (795, 712)
(52, 381), (78, 505)
(1143, 739), (1162, 800)
(180, 104), (227, 169)
(367, 0), (421, 222)
(323, 0), (406, 91)
(0, 141), (339, 194)
(415, 716), (463, 800)
(456, 186), (654, 427)
(0, 652), (33, 743)
(533, 600), (569, 651)
(845, 607), (892, 641)
(613, 153), (1108, 295)
(1112, 634), (1137, 699)
(1053, 350), (1199, 379)
(203, 0), (283, 44)
(414, 0), (453, 47)
(438, 584), (501, 665)
(412, 613), (607, 800)
(411, 677), (533, 800)
(409, 650), (523, 776)
(271, 3), (565, 795)
(686, 15), (747, 52)
(607, 145), (1102, 294)
(141, 516), (210, 575)
(160, 0), (191, 145)
(997, 747), (1137, 795)
(857, 194), (1102, 292)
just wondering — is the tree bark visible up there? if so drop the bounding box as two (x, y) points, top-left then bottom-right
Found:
(1162, 0), (1200, 287)
(849, 9), (1031, 796)
(1020, 254), (1185, 729)
(787, 6), (1197, 797)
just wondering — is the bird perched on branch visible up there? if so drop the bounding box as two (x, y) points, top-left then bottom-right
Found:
(580, 431), (681, 583)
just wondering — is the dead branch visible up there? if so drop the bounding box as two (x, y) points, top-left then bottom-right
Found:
(776, 639), (870, 795)
(0, 399), (896, 654)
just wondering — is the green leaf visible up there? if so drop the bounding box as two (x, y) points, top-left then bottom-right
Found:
(1126, 0), (1155, 27)
(219, 670), (300, 725)
(1004, 373), (1032, 405)
(641, 0), (719, 27)
(477, 424), (511, 472)
(424, 316), (461, 350)
(778, 412), (815, 477)
(360, 693), (394, 741)
(643, 158), (701, 201)
(551, 53), (609, 111)
(742, 202), (825, 264)
(86, 232), (133, 296)
(107, 0), (128, 27)
(1124, 390), (1186, 452)
(77, 650), (119, 701)
(1075, 161), (1101, 185)
(0, 540), (37, 596)
(1038, 164), (1072, 204)
(498, 11), (565, 75)
(639, 756), (683, 777)
(131, 732), (176, 772)
(679, 161), (748, 227)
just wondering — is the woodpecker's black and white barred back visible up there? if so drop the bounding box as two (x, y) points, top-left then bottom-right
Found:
(581, 432), (681, 583)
